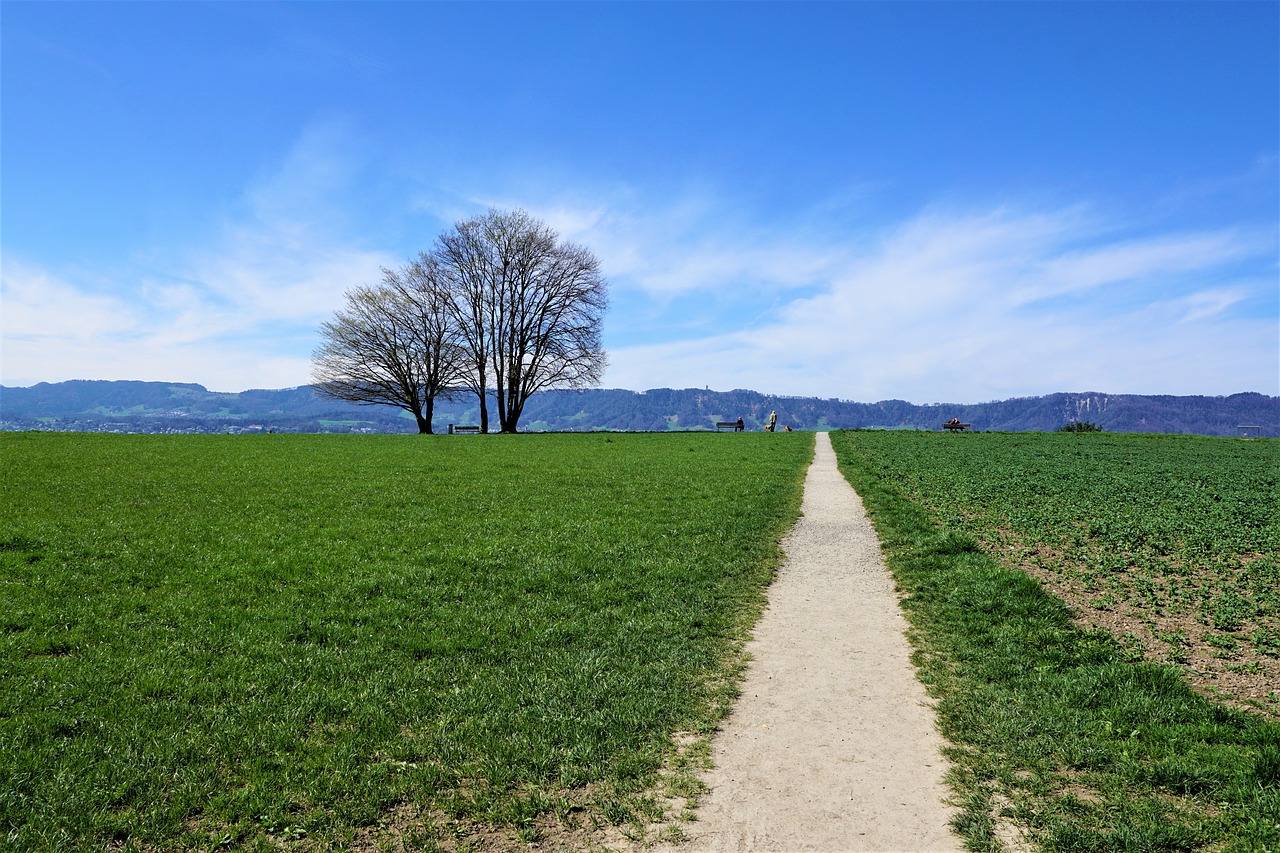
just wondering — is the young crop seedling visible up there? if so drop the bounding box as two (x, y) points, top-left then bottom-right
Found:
(830, 429), (1280, 852)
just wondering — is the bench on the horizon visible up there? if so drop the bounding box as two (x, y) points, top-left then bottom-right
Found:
(449, 424), (481, 434)
(715, 421), (743, 432)
(941, 422), (972, 432)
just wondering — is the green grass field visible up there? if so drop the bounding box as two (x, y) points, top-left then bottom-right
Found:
(6, 429), (1279, 852)
(831, 430), (1280, 852)
(1, 432), (812, 851)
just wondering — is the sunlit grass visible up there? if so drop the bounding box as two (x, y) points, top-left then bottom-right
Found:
(1, 431), (811, 851)
(831, 429), (1280, 852)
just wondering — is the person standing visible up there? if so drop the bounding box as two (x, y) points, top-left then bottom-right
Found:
(768, 410), (777, 431)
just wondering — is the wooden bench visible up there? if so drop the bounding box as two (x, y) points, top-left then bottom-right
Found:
(715, 421), (743, 432)
(941, 422), (971, 432)
(450, 424), (481, 434)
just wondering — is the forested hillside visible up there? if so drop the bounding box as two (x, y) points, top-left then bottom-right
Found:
(1, 380), (1274, 436)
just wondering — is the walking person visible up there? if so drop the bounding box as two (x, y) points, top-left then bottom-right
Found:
(769, 410), (777, 432)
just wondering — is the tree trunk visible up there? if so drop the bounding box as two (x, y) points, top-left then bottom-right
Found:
(501, 390), (523, 433)
(418, 399), (435, 434)
(494, 379), (508, 434)
(478, 392), (489, 434)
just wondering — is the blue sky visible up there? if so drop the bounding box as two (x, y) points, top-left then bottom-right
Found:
(3, 1), (1277, 402)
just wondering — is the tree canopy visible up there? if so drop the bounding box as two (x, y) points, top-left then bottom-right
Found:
(312, 209), (608, 433)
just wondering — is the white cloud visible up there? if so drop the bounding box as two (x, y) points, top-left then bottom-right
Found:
(1, 225), (392, 390)
(2, 261), (142, 346)
(1, 122), (398, 391)
(475, 191), (852, 298)
(596, 205), (1278, 400)
(0, 254), (349, 390)
(4, 156), (1275, 400)
(1167, 287), (1250, 325)
(1028, 230), (1269, 303)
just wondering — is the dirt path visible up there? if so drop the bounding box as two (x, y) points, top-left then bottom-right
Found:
(662, 431), (961, 852)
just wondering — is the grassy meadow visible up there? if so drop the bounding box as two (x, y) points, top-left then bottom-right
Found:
(831, 430), (1280, 852)
(7, 427), (1279, 853)
(1, 431), (813, 851)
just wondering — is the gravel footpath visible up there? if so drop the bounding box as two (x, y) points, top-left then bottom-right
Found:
(663, 431), (961, 852)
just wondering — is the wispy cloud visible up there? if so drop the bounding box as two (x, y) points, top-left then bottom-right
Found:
(2, 237), (388, 391)
(4, 148), (1274, 399)
(2, 123), (396, 391)
(587, 203), (1278, 400)
(1166, 286), (1252, 325)
(1031, 230), (1267, 302)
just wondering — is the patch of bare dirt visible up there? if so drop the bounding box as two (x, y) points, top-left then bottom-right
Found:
(1003, 544), (1280, 719)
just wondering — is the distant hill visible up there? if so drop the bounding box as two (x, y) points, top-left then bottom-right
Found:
(0, 380), (1275, 437)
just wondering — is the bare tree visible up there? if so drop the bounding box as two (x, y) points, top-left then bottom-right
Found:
(311, 257), (462, 434)
(435, 216), (499, 433)
(389, 253), (465, 429)
(436, 209), (608, 433)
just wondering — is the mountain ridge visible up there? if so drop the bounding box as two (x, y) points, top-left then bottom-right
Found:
(2, 380), (1274, 437)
